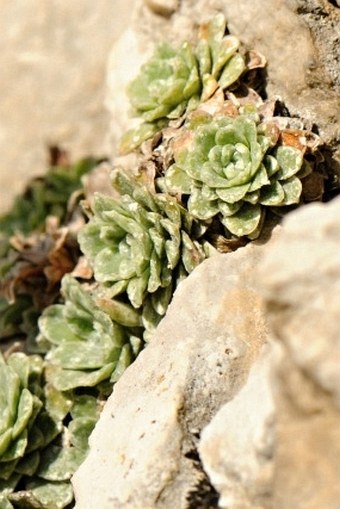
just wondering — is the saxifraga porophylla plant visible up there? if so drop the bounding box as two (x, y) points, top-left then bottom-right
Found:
(162, 111), (306, 238)
(38, 275), (143, 392)
(78, 170), (211, 315)
(120, 14), (247, 153)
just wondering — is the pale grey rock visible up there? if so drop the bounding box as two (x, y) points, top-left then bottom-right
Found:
(256, 197), (340, 509)
(198, 343), (279, 509)
(0, 0), (136, 212)
(73, 242), (269, 509)
(258, 198), (340, 405)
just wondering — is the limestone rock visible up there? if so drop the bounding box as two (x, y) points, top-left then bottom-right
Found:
(198, 343), (278, 509)
(72, 242), (269, 509)
(257, 197), (340, 509)
(0, 0), (135, 213)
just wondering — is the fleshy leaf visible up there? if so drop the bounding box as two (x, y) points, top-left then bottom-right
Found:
(222, 203), (262, 236)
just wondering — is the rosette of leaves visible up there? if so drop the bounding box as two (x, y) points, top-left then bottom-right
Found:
(6, 392), (103, 509)
(38, 274), (143, 392)
(78, 170), (210, 332)
(0, 368), (102, 509)
(163, 110), (307, 238)
(0, 351), (68, 508)
(120, 14), (246, 153)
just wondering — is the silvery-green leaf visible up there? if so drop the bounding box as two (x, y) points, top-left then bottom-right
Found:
(109, 280), (129, 298)
(119, 122), (164, 155)
(0, 365), (20, 435)
(218, 201), (243, 217)
(181, 232), (206, 273)
(151, 284), (173, 317)
(1, 430), (27, 462)
(23, 480), (73, 509)
(259, 181), (285, 205)
(110, 344), (134, 383)
(222, 203), (262, 236)
(48, 340), (119, 371)
(142, 298), (162, 338)
(68, 417), (97, 451)
(37, 445), (86, 481)
(218, 53), (245, 89)
(0, 430), (13, 459)
(196, 39), (211, 77)
(15, 451), (40, 476)
(188, 189), (219, 220)
(130, 336), (144, 356)
(26, 425), (44, 455)
(38, 306), (78, 346)
(44, 385), (73, 423)
(148, 227), (164, 257)
(45, 363), (115, 392)
(94, 297), (142, 328)
(0, 473), (20, 496)
(216, 183), (250, 203)
(279, 176), (302, 205)
(11, 390), (33, 440)
(247, 164), (270, 192)
(264, 154), (280, 176)
(0, 459), (18, 481)
(127, 271), (149, 308)
(212, 36), (240, 78)
(32, 412), (62, 450)
(243, 190), (260, 205)
(207, 13), (226, 48)
(147, 250), (162, 293)
(71, 395), (101, 421)
(6, 354), (30, 391)
(275, 146), (303, 180)
(164, 164), (192, 194)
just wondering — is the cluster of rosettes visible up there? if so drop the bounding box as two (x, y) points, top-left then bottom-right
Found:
(120, 14), (247, 153)
(38, 275), (143, 391)
(78, 171), (211, 308)
(161, 110), (307, 238)
(0, 352), (100, 509)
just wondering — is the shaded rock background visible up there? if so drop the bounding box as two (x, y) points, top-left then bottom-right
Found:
(0, 0), (135, 212)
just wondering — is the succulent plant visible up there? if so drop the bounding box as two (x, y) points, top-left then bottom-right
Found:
(0, 351), (68, 508)
(162, 110), (306, 238)
(120, 14), (247, 153)
(78, 170), (211, 314)
(0, 357), (101, 509)
(0, 352), (44, 476)
(38, 275), (143, 392)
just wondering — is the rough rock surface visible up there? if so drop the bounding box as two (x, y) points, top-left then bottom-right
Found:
(0, 0), (135, 212)
(72, 242), (269, 509)
(257, 197), (340, 509)
(198, 343), (278, 509)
